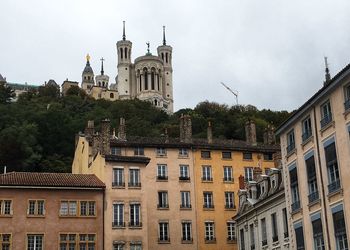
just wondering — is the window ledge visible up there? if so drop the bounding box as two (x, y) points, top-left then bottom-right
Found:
(224, 207), (236, 211)
(205, 239), (216, 244)
(203, 207), (215, 211)
(156, 155), (167, 158)
(180, 207), (192, 211)
(223, 180), (234, 184)
(128, 186), (141, 190)
(181, 240), (193, 244)
(327, 188), (343, 198)
(156, 179), (168, 182)
(308, 199), (320, 209)
(157, 207), (169, 210)
(320, 121), (335, 135)
(201, 180), (213, 183)
(112, 186), (126, 189)
(112, 226), (126, 230)
(226, 239), (236, 244)
(286, 148), (296, 159)
(0, 215), (13, 218)
(222, 158), (232, 161)
(178, 156), (189, 159)
(27, 215), (45, 218)
(200, 158), (212, 160)
(291, 207), (302, 216)
(301, 136), (314, 148)
(243, 159), (253, 161)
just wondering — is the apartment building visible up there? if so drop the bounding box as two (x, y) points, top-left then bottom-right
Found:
(72, 116), (279, 250)
(276, 62), (350, 249)
(0, 172), (105, 250)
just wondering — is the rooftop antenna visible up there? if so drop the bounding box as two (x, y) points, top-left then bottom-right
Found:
(324, 56), (331, 85)
(220, 82), (239, 105)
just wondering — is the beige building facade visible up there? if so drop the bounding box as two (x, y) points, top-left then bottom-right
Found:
(276, 63), (350, 250)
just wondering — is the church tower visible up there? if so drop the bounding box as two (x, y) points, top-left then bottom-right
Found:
(82, 54), (95, 90)
(95, 58), (109, 89)
(116, 21), (132, 99)
(157, 26), (173, 113)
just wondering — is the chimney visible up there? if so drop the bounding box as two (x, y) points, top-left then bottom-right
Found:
(239, 175), (245, 189)
(207, 121), (213, 144)
(85, 120), (95, 136)
(180, 114), (192, 143)
(245, 120), (257, 145)
(273, 152), (282, 168)
(101, 119), (111, 155)
(263, 124), (275, 145)
(118, 117), (126, 141)
(253, 167), (263, 181)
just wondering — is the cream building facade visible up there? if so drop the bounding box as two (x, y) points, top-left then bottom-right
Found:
(79, 22), (174, 113)
(276, 62), (350, 250)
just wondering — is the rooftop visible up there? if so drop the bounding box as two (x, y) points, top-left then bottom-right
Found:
(0, 172), (105, 189)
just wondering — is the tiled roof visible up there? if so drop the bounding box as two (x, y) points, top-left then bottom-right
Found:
(105, 155), (151, 164)
(0, 172), (105, 189)
(110, 136), (279, 153)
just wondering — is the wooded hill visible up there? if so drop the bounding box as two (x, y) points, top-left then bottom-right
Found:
(0, 84), (291, 173)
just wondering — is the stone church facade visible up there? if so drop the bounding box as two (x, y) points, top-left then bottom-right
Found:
(79, 22), (174, 114)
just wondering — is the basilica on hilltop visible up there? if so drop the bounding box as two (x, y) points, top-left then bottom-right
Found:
(63, 22), (174, 114)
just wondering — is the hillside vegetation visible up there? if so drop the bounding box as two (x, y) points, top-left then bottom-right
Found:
(0, 84), (291, 173)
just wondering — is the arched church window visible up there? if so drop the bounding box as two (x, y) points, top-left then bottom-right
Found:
(124, 48), (127, 59)
(151, 68), (155, 90)
(161, 53), (164, 60)
(166, 53), (168, 63)
(144, 68), (148, 90)
(110, 93), (114, 99)
(157, 74), (160, 91)
(154, 100), (158, 106)
(120, 48), (123, 59)
(88, 76), (91, 80)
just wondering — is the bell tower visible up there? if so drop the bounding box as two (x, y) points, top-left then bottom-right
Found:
(116, 21), (132, 99)
(82, 54), (95, 90)
(157, 26), (173, 113)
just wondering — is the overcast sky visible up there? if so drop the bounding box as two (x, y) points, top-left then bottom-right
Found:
(1, 0), (350, 112)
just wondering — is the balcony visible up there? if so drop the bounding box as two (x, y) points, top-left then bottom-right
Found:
(128, 222), (142, 228)
(291, 200), (301, 212)
(345, 99), (350, 111)
(286, 143), (295, 154)
(112, 182), (125, 188)
(328, 179), (341, 193)
(272, 236), (279, 242)
(179, 176), (190, 181)
(308, 191), (319, 203)
(156, 176), (168, 181)
(301, 129), (312, 142)
(112, 222), (125, 228)
(128, 182), (141, 188)
(320, 113), (332, 128)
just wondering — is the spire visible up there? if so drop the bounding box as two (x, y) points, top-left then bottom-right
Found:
(163, 26), (166, 45)
(100, 57), (105, 75)
(122, 21), (126, 41)
(86, 54), (91, 65)
(146, 42), (151, 55)
(324, 56), (331, 85)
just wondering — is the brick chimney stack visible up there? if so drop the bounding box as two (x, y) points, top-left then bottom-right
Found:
(180, 114), (192, 143)
(263, 124), (275, 145)
(207, 121), (213, 144)
(245, 120), (257, 145)
(239, 175), (245, 189)
(101, 119), (111, 155)
(118, 117), (126, 141)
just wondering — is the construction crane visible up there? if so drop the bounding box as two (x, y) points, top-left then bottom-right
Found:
(220, 82), (238, 105)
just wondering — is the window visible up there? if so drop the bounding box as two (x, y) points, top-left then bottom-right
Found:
(302, 117), (312, 142)
(243, 152), (252, 160)
(324, 141), (340, 193)
(27, 200), (45, 216)
(60, 201), (95, 217)
(158, 192), (169, 209)
(203, 192), (214, 209)
(179, 165), (190, 180)
(159, 222), (169, 242)
(295, 224), (305, 250)
(113, 243), (124, 250)
(180, 191), (191, 208)
(250, 224), (255, 249)
(129, 204), (141, 227)
(80, 201), (96, 216)
(156, 147), (167, 156)
(113, 168), (125, 187)
(179, 148), (188, 157)
(282, 208), (289, 238)
(205, 222), (215, 242)
(157, 164), (168, 180)
(312, 217), (325, 250)
(240, 228), (245, 250)
(263, 153), (273, 161)
(244, 167), (253, 182)
(320, 100), (332, 128)
(202, 165), (213, 181)
(227, 222), (236, 241)
(182, 222), (192, 242)
(134, 147), (144, 156)
(261, 218), (267, 246)
(222, 151), (232, 159)
(271, 213), (278, 242)
(223, 166), (233, 182)
(27, 234), (43, 250)
(60, 201), (77, 216)
(287, 129), (295, 153)
(0, 200), (12, 215)
(305, 154), (319, 203)
(344, 84), (350, 111)
(111, 147), (121, 155)
(78, 234), (96, 250)
(201, 150), (211, 159)
(0, 234), (11, 250)
(59, 234), (76, 250)
(129, 169), (141, 187)
(130, 243), (142, 250)
(332, 206), (348, 250)
(113, 203), (124, 227)
(225, 192), (235, 209)
(289, 166), (300, 212)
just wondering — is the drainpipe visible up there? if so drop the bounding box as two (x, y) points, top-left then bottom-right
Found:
(313, 107), (331, 249)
